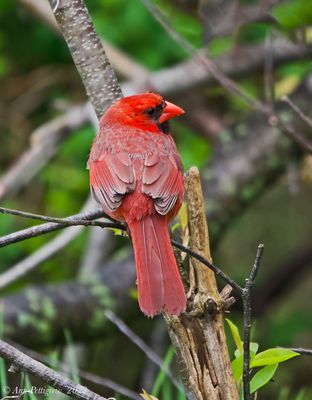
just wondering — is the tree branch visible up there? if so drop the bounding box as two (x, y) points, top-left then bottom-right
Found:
(0, 206), (119, 228)
(105, 310), (182, 392)
(281, 95), (312, 129)
(2, 256), (136, 348)
(0, 104), (90, 201)
(242, 244), (265, 400)
(0, 208), (118, 249)
(14, 341), (141, 400)
(0, 339), (108, 400)
(139, 0), (312, 157)
(47, 0), (122, 118)
(164, 167), (239, 400)
(0, 205), (242, 295)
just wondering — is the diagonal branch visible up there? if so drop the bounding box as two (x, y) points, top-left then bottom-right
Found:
(47, 0), (122, 118)
(0, 339), (107, 400)
(14, 341), (141, 400)
(0, 103), (90, 201)
(140, 0), (269, 114)
(0, 208), (119, 249)
(139, 0), (312, 155)
(0, 206), (242, 295)
(105, 310), (183, 392)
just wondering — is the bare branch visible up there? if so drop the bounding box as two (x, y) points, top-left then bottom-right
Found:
(0, 104), (90, 200)
(47, 0), (122, 118)
(282, 347), (312, 357)
(105, 310), (183, 392)
(0, 225), (87, 291)
(281, 95), (312, 129)
(278, 119), (312, 154)
(0, 206), (118, 227)
(140, 0), (269, 113)
(0, 208), (122, 249)
(0, 204), (241, 294)
(139, 0), (312, 157)
(3, 257), (136, 347)
(264, 30), (275, 109)
(15, 342), (141, 400)
(0, 339), (107, 400)
(242, 244), (265, 400)
(123, 38), (312, 97)
(19, 0), (149, 81)
(172, 240), (243, 294)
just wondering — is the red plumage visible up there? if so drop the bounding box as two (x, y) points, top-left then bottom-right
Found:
(88, 92), (186, 316)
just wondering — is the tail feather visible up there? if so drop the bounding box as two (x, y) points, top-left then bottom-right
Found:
(127, 214), (186, 317)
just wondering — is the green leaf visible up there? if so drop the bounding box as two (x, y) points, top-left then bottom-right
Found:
(272, 0), (312, 30)
(152, 346), (177, 397)
(275, 74), (301, 98)
(231, 349), (257, 383)
(108, 227), (127, 236)
(250, 364), (278, 394)
(231, 354), (243, 383)
(171, 222), (181, 233)
(250, 348), (299, 368)
(250, 342), (259, 354)
(226, 319), (243, 352)
(235, 342), (258, 358)
(141, 389), (159, 400)
(178, 202), (188, 234)
(209, 36), (234, 57)
(23, 374), (37, 400)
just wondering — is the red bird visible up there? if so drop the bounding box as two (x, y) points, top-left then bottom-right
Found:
(88, 92), (186, 317)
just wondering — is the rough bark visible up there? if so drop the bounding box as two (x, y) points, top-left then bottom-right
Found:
(164, 168), (238, 400)
(0, 340), (107, 400)
(48, 0), (122, 118)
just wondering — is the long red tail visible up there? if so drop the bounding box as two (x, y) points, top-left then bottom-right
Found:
(127, 214), (186, 317)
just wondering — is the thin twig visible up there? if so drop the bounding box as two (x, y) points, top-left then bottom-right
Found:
(0, 206), (117, 226)
(140, 0), (312, 156)
(171, 239), (243, 294)
(0, 339), (107, 400)
(264, 30), (275, 110)
(242, 244), (265, 400)
(281, 95), (312, 129)
(140, 0), (269, 114)
(0, 104), (90, 201)
(0, 225), (85, 291)
(105, 311), (183, 392)
(278, 119), (312, 153)
(0, 208), (124, 248)
(281, 347), (312, 356)
(0, 207), (243, 297)
(13, 341), (141, 400)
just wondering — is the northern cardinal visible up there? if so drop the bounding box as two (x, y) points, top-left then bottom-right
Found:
(88, 92), (186, 316)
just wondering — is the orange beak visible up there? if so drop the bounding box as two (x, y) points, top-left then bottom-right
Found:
(158, 101), (185, 124)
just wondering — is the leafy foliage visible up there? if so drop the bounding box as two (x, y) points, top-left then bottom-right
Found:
(1, 0), (312, 398)
(226, 319), (300, 398)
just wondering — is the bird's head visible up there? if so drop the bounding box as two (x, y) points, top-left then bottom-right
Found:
(103, 92), (185, 134)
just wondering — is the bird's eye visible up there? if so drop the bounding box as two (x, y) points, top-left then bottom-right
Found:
(146, 107), (158, 118)
(145, 104), (163, 120)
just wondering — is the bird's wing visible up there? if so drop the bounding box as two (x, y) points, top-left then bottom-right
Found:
(89, 151), (135, 213)
(142, 152), (184, 215)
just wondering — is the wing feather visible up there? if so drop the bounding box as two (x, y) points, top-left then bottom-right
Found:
(143, 153), (183, 215)
(89, 152), (135, 213)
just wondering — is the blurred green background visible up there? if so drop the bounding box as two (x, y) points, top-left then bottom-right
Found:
(0, 0), (312, 399)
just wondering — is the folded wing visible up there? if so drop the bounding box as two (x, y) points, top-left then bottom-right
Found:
(142, 153), (184, 215)
(89, 151), (135, 214)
